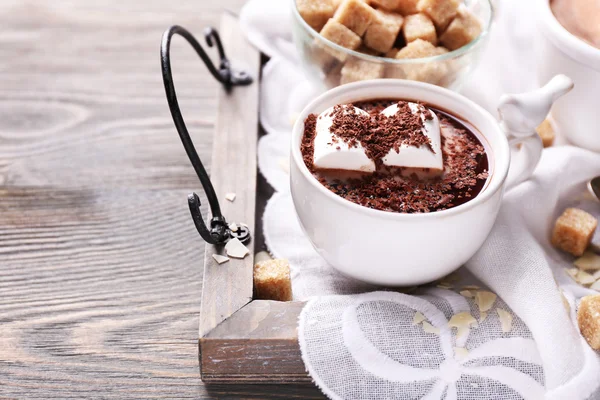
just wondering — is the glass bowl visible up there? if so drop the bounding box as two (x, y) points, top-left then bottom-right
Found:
(290, 0), (493, 90)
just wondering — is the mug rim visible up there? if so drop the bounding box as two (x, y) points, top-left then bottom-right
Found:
(290, 79), (510, 220)
(538, 0), (600, 70)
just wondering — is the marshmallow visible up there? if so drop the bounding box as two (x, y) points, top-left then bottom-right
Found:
(312, 102), (443, 173)
(313, 105), (376, 172)
(381, 102), (444, 170)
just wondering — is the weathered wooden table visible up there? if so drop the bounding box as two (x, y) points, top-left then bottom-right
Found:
(0, 1), (322, 398)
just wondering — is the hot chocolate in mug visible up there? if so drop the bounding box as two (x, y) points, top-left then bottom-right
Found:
(290, 76), (573, 285)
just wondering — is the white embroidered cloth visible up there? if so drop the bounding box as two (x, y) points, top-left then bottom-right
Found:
(240, 0), (600, 398)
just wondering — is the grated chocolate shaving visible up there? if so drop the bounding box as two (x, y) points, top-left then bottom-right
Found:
(328, 101), (433, 167)
(301, 114), (317, 173)
(300, 99), (489, 214)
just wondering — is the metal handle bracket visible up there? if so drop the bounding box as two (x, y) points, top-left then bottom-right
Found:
(160, 25), (252, 245)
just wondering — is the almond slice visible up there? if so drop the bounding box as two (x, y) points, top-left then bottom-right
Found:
(212, 254), (230, 264)
(448, 312), (477, 329)
(413, 311), (426, 325)
(475, 291), (497, 313)
(577, 270), (597, 285)
(422, 321), (440, 335)
(436, 284), (453, 290)
(593, 270), (600, 280)
(461, 285), (480, 290)
(574, 251), (600, 271)
(225, 192), (236, 202)
(456, 325), (469, 342)
(479, 312), (488, 323)
(225, 238), (249, 259)
(459, 290), (474, 298)
(229, 222), (239, 232)
(566, 268), (579, 280)
(496, 308), (513, 333)
(590, 280), (600, 291)
(454, 347), (469, 360)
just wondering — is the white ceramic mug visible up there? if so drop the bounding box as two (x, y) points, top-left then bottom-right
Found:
(290, 77), (573, 286)
(537, 0), (600, 151)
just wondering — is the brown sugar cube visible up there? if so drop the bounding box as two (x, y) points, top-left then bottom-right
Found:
(333, 0), (369, 7)
(396, 0), (420, 15)
(391, 39), (448, 83)
(324, 62), (344, 87)
(439, 7), (482, 51)
(578, 294), (600, 350)
(405, 60), (448, 84)
(319, 19), (362, 61)
(309, 33), (347, 73)
(386, 39), (433, 79)
(370, 0), (401, 11)
(364, 9), (404, 53)
(384, 64), (406, 79)
(385, 39), (428, 79)
(253, 259), (293, 301)
(395, 37), (438, 58)
(385, 47), (400, 58)
(403, 13), (437, 45)
(334, 0), (376, 36)
(308, 42), (339, 72)
(435, 48), (461, 87)
(552, 208), (598, 256)
(536, 118), (555, 148)
(417, 0), (460, 30)
(379, 10), (404, 29)
(341, 58), (385, 84)
(434, 46), (449, 55)
(357, 44), (381, 56)
(297, 0), (337, 32)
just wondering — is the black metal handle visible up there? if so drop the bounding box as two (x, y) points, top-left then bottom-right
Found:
(160, 25), (252, 245)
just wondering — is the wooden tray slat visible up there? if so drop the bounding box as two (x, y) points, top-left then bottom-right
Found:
(201, 300), (310, 383)
(199, 14), (312, 386)
(199, 13), (260, 339)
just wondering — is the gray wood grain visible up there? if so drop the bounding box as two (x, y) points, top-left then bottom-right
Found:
(0, 1), (323, 398)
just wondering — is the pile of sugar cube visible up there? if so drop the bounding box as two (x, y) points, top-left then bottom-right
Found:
(297, 0), (482, 84)
(551, 207), (600, 350)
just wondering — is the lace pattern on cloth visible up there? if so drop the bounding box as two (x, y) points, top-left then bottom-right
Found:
(299, 291), (545, 400)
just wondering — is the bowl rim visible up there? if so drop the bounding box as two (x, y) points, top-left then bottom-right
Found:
(291, 0), (494, 64)
(290, 79), (511, 221)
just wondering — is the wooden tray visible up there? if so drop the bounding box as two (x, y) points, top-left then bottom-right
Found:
(198, 13), (309, 384)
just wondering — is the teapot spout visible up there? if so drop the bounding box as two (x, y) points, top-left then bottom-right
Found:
(498, 74), (574, 137)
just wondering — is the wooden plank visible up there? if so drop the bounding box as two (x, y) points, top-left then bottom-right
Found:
(0, 1), (326, 397)
(200, 300), (310, 383)
(0, 0), (318, 395)
(199, 13), (261, 338)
